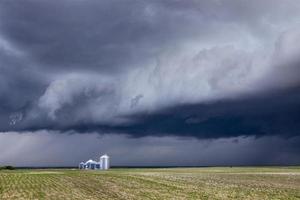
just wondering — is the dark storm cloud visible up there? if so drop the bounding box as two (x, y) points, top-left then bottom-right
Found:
(0, 39), (46, 131)
(120, 88), (300, 139)
(0, 0), (204, 72)
(0, 0), (300, 141)
(10, 87), (299, 139)
(1, 0), (299, 72)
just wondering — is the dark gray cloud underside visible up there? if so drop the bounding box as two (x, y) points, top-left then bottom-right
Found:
(68, 88), (300, 139)
(7, 87), (299, 139)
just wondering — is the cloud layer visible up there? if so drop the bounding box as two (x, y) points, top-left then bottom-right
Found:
(0, 0), (300, 141)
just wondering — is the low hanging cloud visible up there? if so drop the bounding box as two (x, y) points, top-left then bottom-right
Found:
(0, 0), (300, 140)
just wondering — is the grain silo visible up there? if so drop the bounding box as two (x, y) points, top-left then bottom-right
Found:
(100, 154), (110, 170)
(85, 159), (96, 169)
(79, 162), (85, 169)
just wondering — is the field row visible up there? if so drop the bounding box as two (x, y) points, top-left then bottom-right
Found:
(0, 167), (300, 199)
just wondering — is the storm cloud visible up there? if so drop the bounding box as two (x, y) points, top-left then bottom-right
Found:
(0, 0), (300, 165)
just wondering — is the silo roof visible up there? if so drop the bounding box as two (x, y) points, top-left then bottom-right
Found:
(85, 159), (97, 164)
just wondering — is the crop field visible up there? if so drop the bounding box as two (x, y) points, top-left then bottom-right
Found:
(0, 167), (300, 200)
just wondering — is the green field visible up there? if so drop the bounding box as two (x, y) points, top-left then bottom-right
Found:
(0, 167), (300, 200)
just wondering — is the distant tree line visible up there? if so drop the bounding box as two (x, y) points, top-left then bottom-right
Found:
(0, 166), (15, 170)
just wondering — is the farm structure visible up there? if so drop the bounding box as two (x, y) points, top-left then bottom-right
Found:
(79, 154), (110, 170)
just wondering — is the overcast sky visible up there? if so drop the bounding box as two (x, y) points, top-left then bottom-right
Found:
(0, 0), (300, 166)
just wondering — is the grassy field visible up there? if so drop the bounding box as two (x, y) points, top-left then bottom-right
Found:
(0, 167), (300, 200)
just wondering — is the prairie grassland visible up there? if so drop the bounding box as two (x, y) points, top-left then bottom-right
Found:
(0, 167), (300, 200)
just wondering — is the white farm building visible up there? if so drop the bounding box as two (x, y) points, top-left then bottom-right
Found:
(79, 154), (110, 170)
